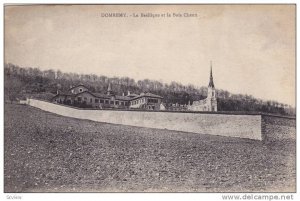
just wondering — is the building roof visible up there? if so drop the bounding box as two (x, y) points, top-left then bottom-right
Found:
(127, 93), (139, 98)
(115, 95), (131, 101)
(92, 92), (111, 99)
(59, 91), (74, 96)
(51, 91), (74, 100)
(52, 83), (163, 102)
(75, 90), (97, 97)
(130, 92), (163, 100)
(75, 91), (131, 101)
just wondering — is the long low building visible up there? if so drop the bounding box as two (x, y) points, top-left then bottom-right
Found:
(51, 83), (164, 110)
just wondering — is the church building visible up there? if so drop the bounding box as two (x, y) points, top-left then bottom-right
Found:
(188, 63), (218, 112)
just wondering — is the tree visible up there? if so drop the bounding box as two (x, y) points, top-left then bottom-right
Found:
(3, 63), (294, 115)
(4, 75), (24, 103)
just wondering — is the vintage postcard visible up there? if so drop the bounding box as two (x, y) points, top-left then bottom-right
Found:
(3, 4), (296, 194)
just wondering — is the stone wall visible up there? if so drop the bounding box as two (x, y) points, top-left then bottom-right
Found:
(27, 99), (263, 140)
(262, 115), (296, 142)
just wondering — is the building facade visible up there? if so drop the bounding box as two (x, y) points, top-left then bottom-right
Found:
(129, 92), (163, 110)
(188, 64), (218, 112)
(52, 83), (163, 110)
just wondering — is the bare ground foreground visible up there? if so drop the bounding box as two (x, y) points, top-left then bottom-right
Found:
(4, 103), (296, 192)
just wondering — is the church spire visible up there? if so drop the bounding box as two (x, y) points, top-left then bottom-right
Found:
(208, 61), (215, 88)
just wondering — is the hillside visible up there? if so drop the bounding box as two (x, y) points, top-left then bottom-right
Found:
(4, 103), (295, 192)
(4, 63), (295, 115)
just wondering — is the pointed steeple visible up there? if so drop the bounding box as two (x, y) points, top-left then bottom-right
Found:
(208, 61), (215, 88)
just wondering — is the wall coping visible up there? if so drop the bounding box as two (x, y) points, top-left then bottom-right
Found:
(27, 98), (296, 119)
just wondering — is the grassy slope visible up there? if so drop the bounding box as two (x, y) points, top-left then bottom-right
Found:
(4, 104), (295, 192)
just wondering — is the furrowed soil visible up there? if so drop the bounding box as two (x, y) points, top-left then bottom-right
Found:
(4, 103), (295, 192)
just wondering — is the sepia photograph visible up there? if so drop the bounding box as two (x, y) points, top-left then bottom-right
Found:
(3, 4), (296, 194)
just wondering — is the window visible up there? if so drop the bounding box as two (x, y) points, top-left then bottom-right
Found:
(110, 101), (114, 105)
(95, 99), (99, 103)
(90, 98), (92, 103)
(100, 99), (104, 103)
(105, 100), (109, 104)
(121, 101), (124, 106)
(148, 98), (158, 103)
(116, 101), (119, 105)
(79, 88), (83, 92)
(84, 97), (87, 101)
(77, 97), (82, 102)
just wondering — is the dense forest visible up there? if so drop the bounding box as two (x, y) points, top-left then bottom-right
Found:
(4, 63), (295, 115)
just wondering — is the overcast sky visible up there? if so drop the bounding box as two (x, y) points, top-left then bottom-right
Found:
(4, 5), (295, 106)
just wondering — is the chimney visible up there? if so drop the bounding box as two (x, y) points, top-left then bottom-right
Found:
(122, 92), (125, 96)
(127, 91), (130, 96)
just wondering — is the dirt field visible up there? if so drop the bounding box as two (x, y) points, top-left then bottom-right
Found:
(4, 103), (296, 192)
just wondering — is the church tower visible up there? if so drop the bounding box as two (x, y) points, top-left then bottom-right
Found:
(207, 61), (217, 111)
(187, 61), (218, 112)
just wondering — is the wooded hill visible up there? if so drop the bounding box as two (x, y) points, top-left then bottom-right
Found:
(4, 63), (295, 115)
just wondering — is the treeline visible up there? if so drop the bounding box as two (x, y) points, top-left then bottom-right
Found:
(4, 63), (295, 115)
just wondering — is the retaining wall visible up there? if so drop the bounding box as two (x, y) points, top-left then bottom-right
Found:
(27, 99), (264, 140)
(262, 115), (296, 142)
